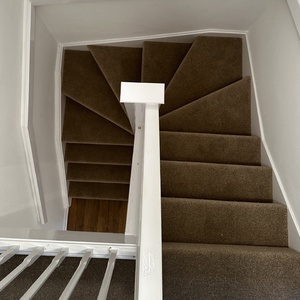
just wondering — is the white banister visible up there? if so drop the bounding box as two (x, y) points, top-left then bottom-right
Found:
(20, 248), (69, 300)
(59, 249), (93, 300)
(121, 82), (164, 300)
(0, 247), (44, 292)
(97, 248), (118, 300)
(0, 245), (20, 265)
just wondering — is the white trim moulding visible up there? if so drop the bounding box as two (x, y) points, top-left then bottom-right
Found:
(21, 0), (47, 224)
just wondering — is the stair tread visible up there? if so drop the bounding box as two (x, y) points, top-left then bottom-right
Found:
(62, 50), (132, 133)
(69, 181), (129, 200)
(163, 242), (300, 300)
(62, 98), (134, 146)
(88, 45), (142, 101)
(67, 163), (131, 183)
(64, 143), (133, 165)
(160, 130), (260, 165)
(161, 161), (272, 202)
(162, 197), (287, 246)
(161, 36), (243, 116)
(160, 77), (251, 135)
(142, 41), (191, 87)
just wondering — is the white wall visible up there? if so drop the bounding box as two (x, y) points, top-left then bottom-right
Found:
(30, 14), (66, 229)
(0, 2), (66, 230)
(0, 0), (34, 217)
(248, 0), (300, 250)
(36, 0), (274, 45)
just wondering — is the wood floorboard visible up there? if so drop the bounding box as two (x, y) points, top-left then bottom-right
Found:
(67, 198), (127, 233)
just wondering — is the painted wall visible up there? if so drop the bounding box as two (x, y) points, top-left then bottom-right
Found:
(0, 2), (66, 230)
(0, 0), (34, 217)
(30, 14), (66, 229)
(248, 0), (300, 250)
(36, 0), (274, 44)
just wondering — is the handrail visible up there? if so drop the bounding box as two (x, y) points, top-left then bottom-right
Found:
(288, 0), (300, 37)
(121, 82), (164, 300)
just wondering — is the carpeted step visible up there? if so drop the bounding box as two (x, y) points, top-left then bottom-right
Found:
(160, 77), (251, 135)
(0, 255), (135, 299)
(160, 131), (260, 165)
(161, 161), (272, 202)
(88, 45), (142, 100)
(62, 50), (132, 133)
(162, 198), (287, 247)
(67, 163), (131, 184)
(163, 242), (300, 300)
(62, 98), (134, 146)
(161, 36), (242, 116)
(64, 144), (133, 165)
(142, 41), (191, 87)
(69, 182), (129, 200)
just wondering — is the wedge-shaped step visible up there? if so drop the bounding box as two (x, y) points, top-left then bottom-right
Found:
(65, 144), (133, 165)
(67, 164), (131, 184)
(69, 182), (129, 200)
(163, 243), (300, 300)
(160, 77), (251, 135)
(0, 255), (135, 299)
(161, 36), (242, 115)
(88, 45), (142, 100)
(160, 131), (260, 165)
(161, 161), (272, 202)
(162, 198), (287, 246)
(142, 41), (191, 87)
(62, 98), (134, 146)
(62, 50), (132, 133)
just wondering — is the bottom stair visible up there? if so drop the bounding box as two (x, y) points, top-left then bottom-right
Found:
(163, 243), (300, 300)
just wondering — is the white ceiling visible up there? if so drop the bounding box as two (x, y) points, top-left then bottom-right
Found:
(37, 0), (275, 45)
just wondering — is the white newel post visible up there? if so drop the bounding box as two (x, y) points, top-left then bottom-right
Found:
(120, 82), (164, 300)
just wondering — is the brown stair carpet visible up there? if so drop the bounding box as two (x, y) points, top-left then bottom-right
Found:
(142, 41), (191, 86)
(88, 45), (142, 100)
(62, 50), (132, 133)
(163, 243), (300, 300)
(0, 255), (135, 300)
(64, 144), (133, 165)
(69, 182), (129, 201)
(62, 98), (134, 145)
(162, 198), (287, 246)
(67, 163), (131, 183)
(160, 77), (251, 134)
(161, 36), (243, 116)
(161, 161), (272, 202)
(160, 131), (261, 165)
(56, 35), (300, 298)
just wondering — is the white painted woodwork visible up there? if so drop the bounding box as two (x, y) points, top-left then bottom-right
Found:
(0, 247), (44, 292)
(288, 0), (300, 37)
(97, 249), (118, 300)
(0, 246), (20, 265)
(121, 82), (165, 104)
(136, 104), (163, 300)
(20, 248), (68, 300)
(125, 104), (145, 237)
(59, 249), (93, 300)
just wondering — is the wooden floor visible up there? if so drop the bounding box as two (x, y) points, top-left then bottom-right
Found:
(67, 199), (128, 233)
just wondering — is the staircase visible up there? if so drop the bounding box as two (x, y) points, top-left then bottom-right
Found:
(1, 36), (300, 299)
